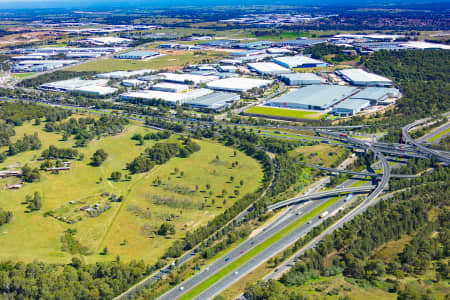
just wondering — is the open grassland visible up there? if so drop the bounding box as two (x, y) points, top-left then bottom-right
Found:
(0, 120), (263, 264)
(67, 51), (228, 73)
(245, 106), (325, 120)
(290, 144), (348, 168)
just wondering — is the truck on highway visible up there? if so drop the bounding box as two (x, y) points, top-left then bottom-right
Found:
(344, 194), (353, 202)
(319, 211), (329, 219)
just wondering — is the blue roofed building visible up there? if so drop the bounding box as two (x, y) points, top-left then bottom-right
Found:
(274, 55), (328, 68)
(280, 73), (324, 85)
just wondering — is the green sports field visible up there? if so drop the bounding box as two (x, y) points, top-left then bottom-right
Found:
(245, 106), (325, 120)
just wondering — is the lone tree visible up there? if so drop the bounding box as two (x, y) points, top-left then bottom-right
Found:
(91, 149), (108, 166)
(110, 171), (122, 182)
(157, 223), (175, 236)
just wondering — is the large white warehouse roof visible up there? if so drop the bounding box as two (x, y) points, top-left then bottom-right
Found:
(247, 62), (290, 75)
(338, 69), (392, 86)
(206, 77), (273, 92)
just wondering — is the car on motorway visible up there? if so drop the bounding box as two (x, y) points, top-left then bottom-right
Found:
(179, 287), (184, 291)
(240, 250), (245, 254)
(225, 257), (230, 261)
(307, 220), (312, 224)
(234, 271), (239, 275)
(319, 211), (329, 218)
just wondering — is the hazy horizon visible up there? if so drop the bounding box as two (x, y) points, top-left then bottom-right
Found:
(0, 0), (449, 10)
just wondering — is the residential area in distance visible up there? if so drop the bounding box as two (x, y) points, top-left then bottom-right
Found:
(0, 2), (449, 300)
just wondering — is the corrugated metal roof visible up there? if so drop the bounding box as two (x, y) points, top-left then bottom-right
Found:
(351, 87), (400, 100)
(333, 98), (370, 110)
(267, 85), (359, 109)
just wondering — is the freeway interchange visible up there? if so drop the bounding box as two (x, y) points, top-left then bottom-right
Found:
(154, 119), (450, 300)
(3, 98), (448, 300)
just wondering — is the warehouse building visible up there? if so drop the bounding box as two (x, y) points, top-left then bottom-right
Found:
(266, 48), (293, 54)
(274, 39), (325, 48)
(218, 65), (238, 73)
(40, 78), (109, 92)
(96, 69), (154, 79)
(114, 50), (160, 60)
(73, 85), (118, 96)
(332, 99), (371, 116)
(337, 69), (392, 86)
(122, 79), (145, 87)
(274, 55), (328, 68)
(247, 62), (290, 75)
(121, 88), (213, 105)
(280, 73), (323, 85)
(13, 60), (78, 72)
(184, 92), (240, 111)
(265, 85), (359, 110)
(84, 37), (132, 46)
(206, 77), (273, 92)
(152, 82), (189, 93)
(350, 87), (400, 104)
(159, 73), (219, 85)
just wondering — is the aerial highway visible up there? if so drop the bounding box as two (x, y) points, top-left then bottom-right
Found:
(301, 162), (420, 179)
(402, 120), (450, 164)
(267, 186), (375, 210)
(157, 134), (391, 300)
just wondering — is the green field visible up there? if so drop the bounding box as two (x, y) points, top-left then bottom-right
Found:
(67, 51), (227, 72)
(0, 119), (263, 264)
(245, 106), (325, 120)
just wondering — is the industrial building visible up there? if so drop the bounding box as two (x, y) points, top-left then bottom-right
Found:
(152, 82), (189, 93)
(337, 69), (392, 86)
(274, 39), (325, 48)
(332, 99), (371, 116)
(184, 92), (240, 111)
(247, 62), (290, 75)
(40, 78), (109, 92)
(280, 73), (323, 85)
(40, 77), (117, 96)
(265, 85), (359, 110)
(218, 65), (237, 73)
(266, 48), (293, 54)
(274, 55), (328, 68)
(13, 60), (78, 72)
(206, 77), (273, 92)
(96, 70), (154, 79)
(114, 51), (160, 60)
(159, 73), (219, 85)
(121, 88), (213, 105)
(122, 79), (145, 87)
(73, 85), (118, 96)
(84, 37), (132, 46)
(350, 87), (400, 104)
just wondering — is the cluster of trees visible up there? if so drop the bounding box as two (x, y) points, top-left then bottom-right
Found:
(0, 258), (152, 299)
(0, 120), (15, 147)
(278, 181), (448, 289)
(157, 223), (176, 236)
(91, 149), (108, 167)
(41, 145), (79, 159)
(127, 138), (200, 174)
(144, 118), (184, 132)
(0, 209), (12, 227)
(131, 130), (171, 145)
(340, 49), (449, 140)
(7, 133), (41, 156)
(21, 165), (40, 182)
(0, 101), (71, 127)
(45, 116), (129, 147)
(303, 43), (358, 62)
(25, 192), (42, 211)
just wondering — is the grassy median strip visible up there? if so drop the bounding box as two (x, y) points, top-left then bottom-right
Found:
(179, 196), (341, 300)
(428, 127), (450, 142)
